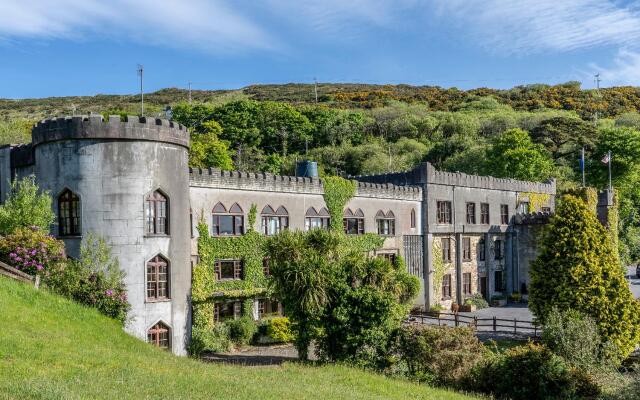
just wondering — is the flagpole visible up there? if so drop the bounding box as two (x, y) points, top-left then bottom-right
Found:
(608, 150), (612, 191)
(581, 147), (585, 187)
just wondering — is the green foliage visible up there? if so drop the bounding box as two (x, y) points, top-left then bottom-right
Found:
(0, 118), (32, 144)
(484, 128), (554, 181)
(227, 317), (258, 346)
(266, 229), (419, 365)
(190, 325), (232, 355)
(529, 195), (640, 361)
(0, 176), (55, 235)
(466, 293), (488, 309)
(394, 325), (486, 387)
(247, 203), (257, 232)
(531, 116), (597, 162)
(470, 342), (599, 400)
(265, 316), (295, 343)
(322, 176), (356, 232)
(0, 227), (65, 277)
(188, 119), (234, 170)
(517, 192), (551, 212)
(431, 239), (447, 300)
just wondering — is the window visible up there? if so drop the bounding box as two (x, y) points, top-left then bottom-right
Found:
(494, 239), (503, 260)
(519, 201), (530, 214)
(478, 238), (485, 261)
(261, 205), (289, 235)
(500, 204), (509, 225)
(212, 202), (244, 236)
(145, 190), (168, 235)
(463, 273), (472, 295)
(263, 258), (270, 277)
(442, 274), (451, 299)
(214, 259), (243, 280)
(214, 301), (242, 322)
(343, 208), (365, 235)
(378, 252), (397, 264)
(441, 237), (451, 263)
(58, 189), (81, 236)
(541, 207), (551, 213)
(462, 237), (471, 261)
(147, 322), (170, 349)
(480, 203), (490, 224)
(494, 270), (504, 291)
(466, 203), (476, 224)
(257, 298), (281, 319)
(375, 210), (396, 236)
(436, 201), (452, 224)
(410, 209), (416, 228)
(146, 255), (169, 301)
(305, 207), (330, 231)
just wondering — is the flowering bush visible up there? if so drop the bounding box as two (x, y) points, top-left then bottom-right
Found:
(0, 227), (65, 276)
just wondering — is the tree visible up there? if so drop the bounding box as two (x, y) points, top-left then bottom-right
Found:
(0, 176), (55, 235)
(529, 195), (640, 361)
(188, 120), (234, 170)
(484, 128), (554, 181)
(531, 116), (597, 162)
(257, 101), (312, 156)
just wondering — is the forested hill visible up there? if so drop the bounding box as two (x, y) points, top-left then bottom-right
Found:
(2, 82), (640, 120)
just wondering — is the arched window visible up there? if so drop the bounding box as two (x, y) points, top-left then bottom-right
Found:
(261, 205), (289, 236)
(212, 202), (244, 236)
(343, 208), (364, 235)
(305, 207), (330, 231)
(147, 255), (169, 300)
(58, 189), (81, 236)
(147, 322), (171, 349)
(376, 210), (396, 236)
(410, 209), (416, 228)
(145, 190), (168, 235)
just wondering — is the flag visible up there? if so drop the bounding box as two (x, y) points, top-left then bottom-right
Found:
(601, 153), (610, 164)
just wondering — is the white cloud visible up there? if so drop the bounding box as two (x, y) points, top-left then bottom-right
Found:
(0, 0), (276, 53)
(589, 49), (640, 86)
(433, 0), (640, 54)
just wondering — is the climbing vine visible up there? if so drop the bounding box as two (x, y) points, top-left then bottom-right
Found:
(248, 203), (257, 232)
(431, 239), (446, 302)
(518, 192), (551, 212)
(322, 176), (357, 232)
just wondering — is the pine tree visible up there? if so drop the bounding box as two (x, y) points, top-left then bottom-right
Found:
(529, 195), (640, 361)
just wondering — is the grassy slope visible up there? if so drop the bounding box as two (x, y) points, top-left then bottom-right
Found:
(0, 277), (477, 400)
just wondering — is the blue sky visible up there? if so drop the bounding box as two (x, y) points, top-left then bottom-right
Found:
(1, 0), (640, 99)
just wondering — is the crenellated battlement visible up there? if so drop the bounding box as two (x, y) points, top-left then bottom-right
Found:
(513, 211), (553, 225)
(189, 168), (422, 200)
(354, 162), (556, 195)
(32, 115), (189, 149)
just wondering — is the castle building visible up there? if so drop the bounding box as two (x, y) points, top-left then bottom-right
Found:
(0, 116), (558, 355)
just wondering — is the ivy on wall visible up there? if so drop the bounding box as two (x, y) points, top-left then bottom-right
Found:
(431, 239), (446, 303)
(322, 176), (357, 232)
(518, 192), (551, 212)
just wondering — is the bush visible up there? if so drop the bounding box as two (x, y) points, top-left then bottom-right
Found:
(190, 325), (232, 355)
(227, 317), (258, 346)
(0, 176), (55, 235)
(469, 342), (600, 399)
(542, 308), (606, 370)
(0, 227), (65, 276)
(429, 304), (446, 313)
(394, 325), (486, 387)
(467, 293), (488, 309)
(266, 317), (294, 343)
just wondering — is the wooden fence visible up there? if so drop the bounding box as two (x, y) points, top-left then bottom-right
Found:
(408, 311), (542, 337)
(0, 260), (39, 288)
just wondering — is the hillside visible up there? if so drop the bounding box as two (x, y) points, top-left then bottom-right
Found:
(2, 82), (640, 120)
(0, 276), (476, 400)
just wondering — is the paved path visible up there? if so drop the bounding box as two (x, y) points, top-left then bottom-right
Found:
(626, 265), (640, 299)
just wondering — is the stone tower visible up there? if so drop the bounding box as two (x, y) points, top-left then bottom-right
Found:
(31, 115), (191, 355)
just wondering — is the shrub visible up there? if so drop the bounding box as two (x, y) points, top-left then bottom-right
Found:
(542, 308), (606, 370)
(508, 292), (522, 303)
(190, 325), (232, 355)
(429, 304), (446, 313)
(529, 195), (640, 361)
(0, 176), (55, 235)
(394, 325), (486, 387)
(266, 317), (294, 343)
(469, 342), (600, 400)
(467, 293), (488, 309)
(227, 317), (258, 346)
(0, 227), (65, 276)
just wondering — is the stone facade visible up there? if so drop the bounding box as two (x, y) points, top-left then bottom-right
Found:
(0, 115), (566, 355)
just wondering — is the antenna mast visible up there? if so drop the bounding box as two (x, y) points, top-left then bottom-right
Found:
(137, 64), (144, 116)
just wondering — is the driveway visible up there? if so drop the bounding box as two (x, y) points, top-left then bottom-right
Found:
(626, 265), (640, 299)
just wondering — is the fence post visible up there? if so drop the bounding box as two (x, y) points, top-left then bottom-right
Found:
(455, 313), (459, 327)
(514, 318), (517, 334)
(493, 316), (496, 332)
(473, 316), (477, 331)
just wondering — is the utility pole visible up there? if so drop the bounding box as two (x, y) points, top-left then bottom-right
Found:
(188, 82), (192, 103)
(313, 77), (318, 103)
(137, 64), (144, 116)
(593, 73), (601, 126)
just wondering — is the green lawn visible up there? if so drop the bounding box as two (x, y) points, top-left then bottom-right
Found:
(0, 277), (478, 400)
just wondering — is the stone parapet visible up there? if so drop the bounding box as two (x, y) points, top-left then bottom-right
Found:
(513, 212), (553, 225)
(32, 115), (189, 149)
(189, 168), (422, 200)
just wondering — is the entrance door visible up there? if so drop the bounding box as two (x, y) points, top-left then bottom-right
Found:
(480, 277), (487, 300)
